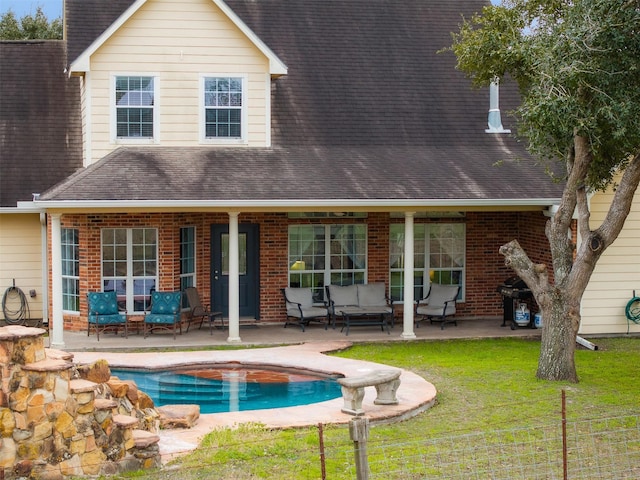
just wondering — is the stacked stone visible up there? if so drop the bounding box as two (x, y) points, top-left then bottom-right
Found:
(0, 325), (161, 479)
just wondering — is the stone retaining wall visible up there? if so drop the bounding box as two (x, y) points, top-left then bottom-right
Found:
(1, 325), (162, 479)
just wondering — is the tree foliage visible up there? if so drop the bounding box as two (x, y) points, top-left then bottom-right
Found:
(0, 7), (62, 40)
(453, 0), (640, 189)
(451, 0), (640, 381)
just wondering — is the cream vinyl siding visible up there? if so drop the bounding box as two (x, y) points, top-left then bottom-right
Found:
(580, 184), (640, 334)
(86, 0), (270, 163)
(0, 214), (43, 322)
(80, 75), (91, 167)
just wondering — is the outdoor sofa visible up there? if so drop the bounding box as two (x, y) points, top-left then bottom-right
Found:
(325, 283), (394, 335)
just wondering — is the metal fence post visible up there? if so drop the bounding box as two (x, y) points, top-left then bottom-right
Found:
(318, 422), (326, 480)
(349, 416), (370, 480)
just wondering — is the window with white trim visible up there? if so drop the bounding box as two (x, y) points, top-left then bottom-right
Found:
(101, 228), (157, 313)
(114, 76), (155, 139)
(180, 226), (196, 307)
(288, 224), (367, 302)
(389, 223), (465, 302)
(61, 228), (79, 312)
(202, 76), (244, 141)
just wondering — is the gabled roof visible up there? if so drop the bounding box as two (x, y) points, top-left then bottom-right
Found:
(36, 0), (564, 208)
(0, 41), (83, 208)
(67, 0), (287, 75)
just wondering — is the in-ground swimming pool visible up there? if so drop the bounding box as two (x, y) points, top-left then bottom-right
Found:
(111, 366), (342, 414)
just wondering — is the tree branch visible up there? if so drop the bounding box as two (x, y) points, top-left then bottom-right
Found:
(595, 153), (640, 249)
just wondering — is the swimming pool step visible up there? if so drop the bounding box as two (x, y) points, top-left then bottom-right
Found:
(110, 369), (341, 414)
(149, 378), (267, 404)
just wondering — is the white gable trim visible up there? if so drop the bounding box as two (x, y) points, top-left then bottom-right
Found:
(212, 0), (288, 75)
(69, 0), (287, 76)
(70, 0), (147, 73)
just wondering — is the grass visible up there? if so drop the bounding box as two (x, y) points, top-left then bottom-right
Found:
(121, 337), (640, 479)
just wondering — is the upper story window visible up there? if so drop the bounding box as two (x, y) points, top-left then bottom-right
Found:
(114, 76), (156, 141)
(202, 75), (245, 143)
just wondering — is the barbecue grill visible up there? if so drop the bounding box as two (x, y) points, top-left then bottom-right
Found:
(497, 276), (534, 329)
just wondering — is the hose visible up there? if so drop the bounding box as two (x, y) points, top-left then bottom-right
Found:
(2, 283), (30, 325)
(625, 296), (640, 334)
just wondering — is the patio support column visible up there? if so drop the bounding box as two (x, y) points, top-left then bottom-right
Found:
(227, 212), (242, 343)
(50, 212), (65, 348)
(401, 212), (417, 339)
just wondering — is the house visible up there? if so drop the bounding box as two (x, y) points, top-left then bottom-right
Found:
(12, 0), (631, 347)
(0, 40), (83, 327)
(581, 180), (640, 335)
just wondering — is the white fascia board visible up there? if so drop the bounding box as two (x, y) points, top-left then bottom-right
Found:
(30, 198), (562, 210)
(6, 204), (44, 213)
(69, 0), (148, 74)
(69, 0), (287, 76)
(213, 0), (287, 75)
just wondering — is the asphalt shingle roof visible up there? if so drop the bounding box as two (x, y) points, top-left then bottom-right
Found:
(33, 0), (565, 205)
(0, 41), (83, 207)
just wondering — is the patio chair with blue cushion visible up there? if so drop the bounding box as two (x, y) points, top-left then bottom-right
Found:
(87, 291), (128, 341)
(144, 291), (183, 339)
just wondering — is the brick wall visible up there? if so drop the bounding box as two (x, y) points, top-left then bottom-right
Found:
(54, 210), (551, 330)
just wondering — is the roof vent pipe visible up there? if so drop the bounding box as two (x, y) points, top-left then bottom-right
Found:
(485, 78), (511, 134)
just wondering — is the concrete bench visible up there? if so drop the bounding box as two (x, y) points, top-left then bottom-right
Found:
(337, 369), (401, 415)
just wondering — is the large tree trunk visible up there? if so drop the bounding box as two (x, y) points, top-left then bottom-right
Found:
(536, 291), (580, 382)
(500, 147), (640, 383)
(500, 240), (581, 383)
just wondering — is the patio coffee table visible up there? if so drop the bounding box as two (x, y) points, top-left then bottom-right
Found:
(339, 310), (391, 336)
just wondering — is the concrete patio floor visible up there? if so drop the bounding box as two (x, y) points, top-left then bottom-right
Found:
(54, 317), (541, 462)
(56, 315), (541, 352)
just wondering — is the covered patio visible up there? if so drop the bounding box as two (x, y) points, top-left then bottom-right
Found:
(62, 317), (543, 461)
(56, 316), (541, 352)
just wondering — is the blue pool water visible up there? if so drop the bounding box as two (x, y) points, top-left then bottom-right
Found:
(111, 367), (342, 414)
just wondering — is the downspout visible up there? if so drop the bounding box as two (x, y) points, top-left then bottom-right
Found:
(40, 212), (49, 328)
(49, 213), (65, 348)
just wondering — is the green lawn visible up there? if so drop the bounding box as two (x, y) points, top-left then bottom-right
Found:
(131, 337), (640, 479)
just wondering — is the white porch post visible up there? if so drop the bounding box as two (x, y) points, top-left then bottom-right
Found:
(401, 211), (417, 339)
(227, 212), (242, 343)
(50, 213), (65, 348)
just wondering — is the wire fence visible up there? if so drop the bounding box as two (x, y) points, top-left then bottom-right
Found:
(357, 412), (640, 479)
(130, 404), (640, 480)
(58, 387), (635, 480)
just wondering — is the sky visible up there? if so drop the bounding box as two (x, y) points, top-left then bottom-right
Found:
(0, 0), (62, 19)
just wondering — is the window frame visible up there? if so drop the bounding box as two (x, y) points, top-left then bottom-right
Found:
(111, 74), (159, 144)
(101, 228), (158, 314)
(288, 224), (367, 302)
(199, 74), (248, 144)
(61, 228), (80, 312)
(179, 225), (197, 309)
(180, 226), (196, 307)
(389, 223), (465, 303)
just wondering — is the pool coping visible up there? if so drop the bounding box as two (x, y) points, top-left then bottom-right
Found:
(70, 341), (437, 461)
